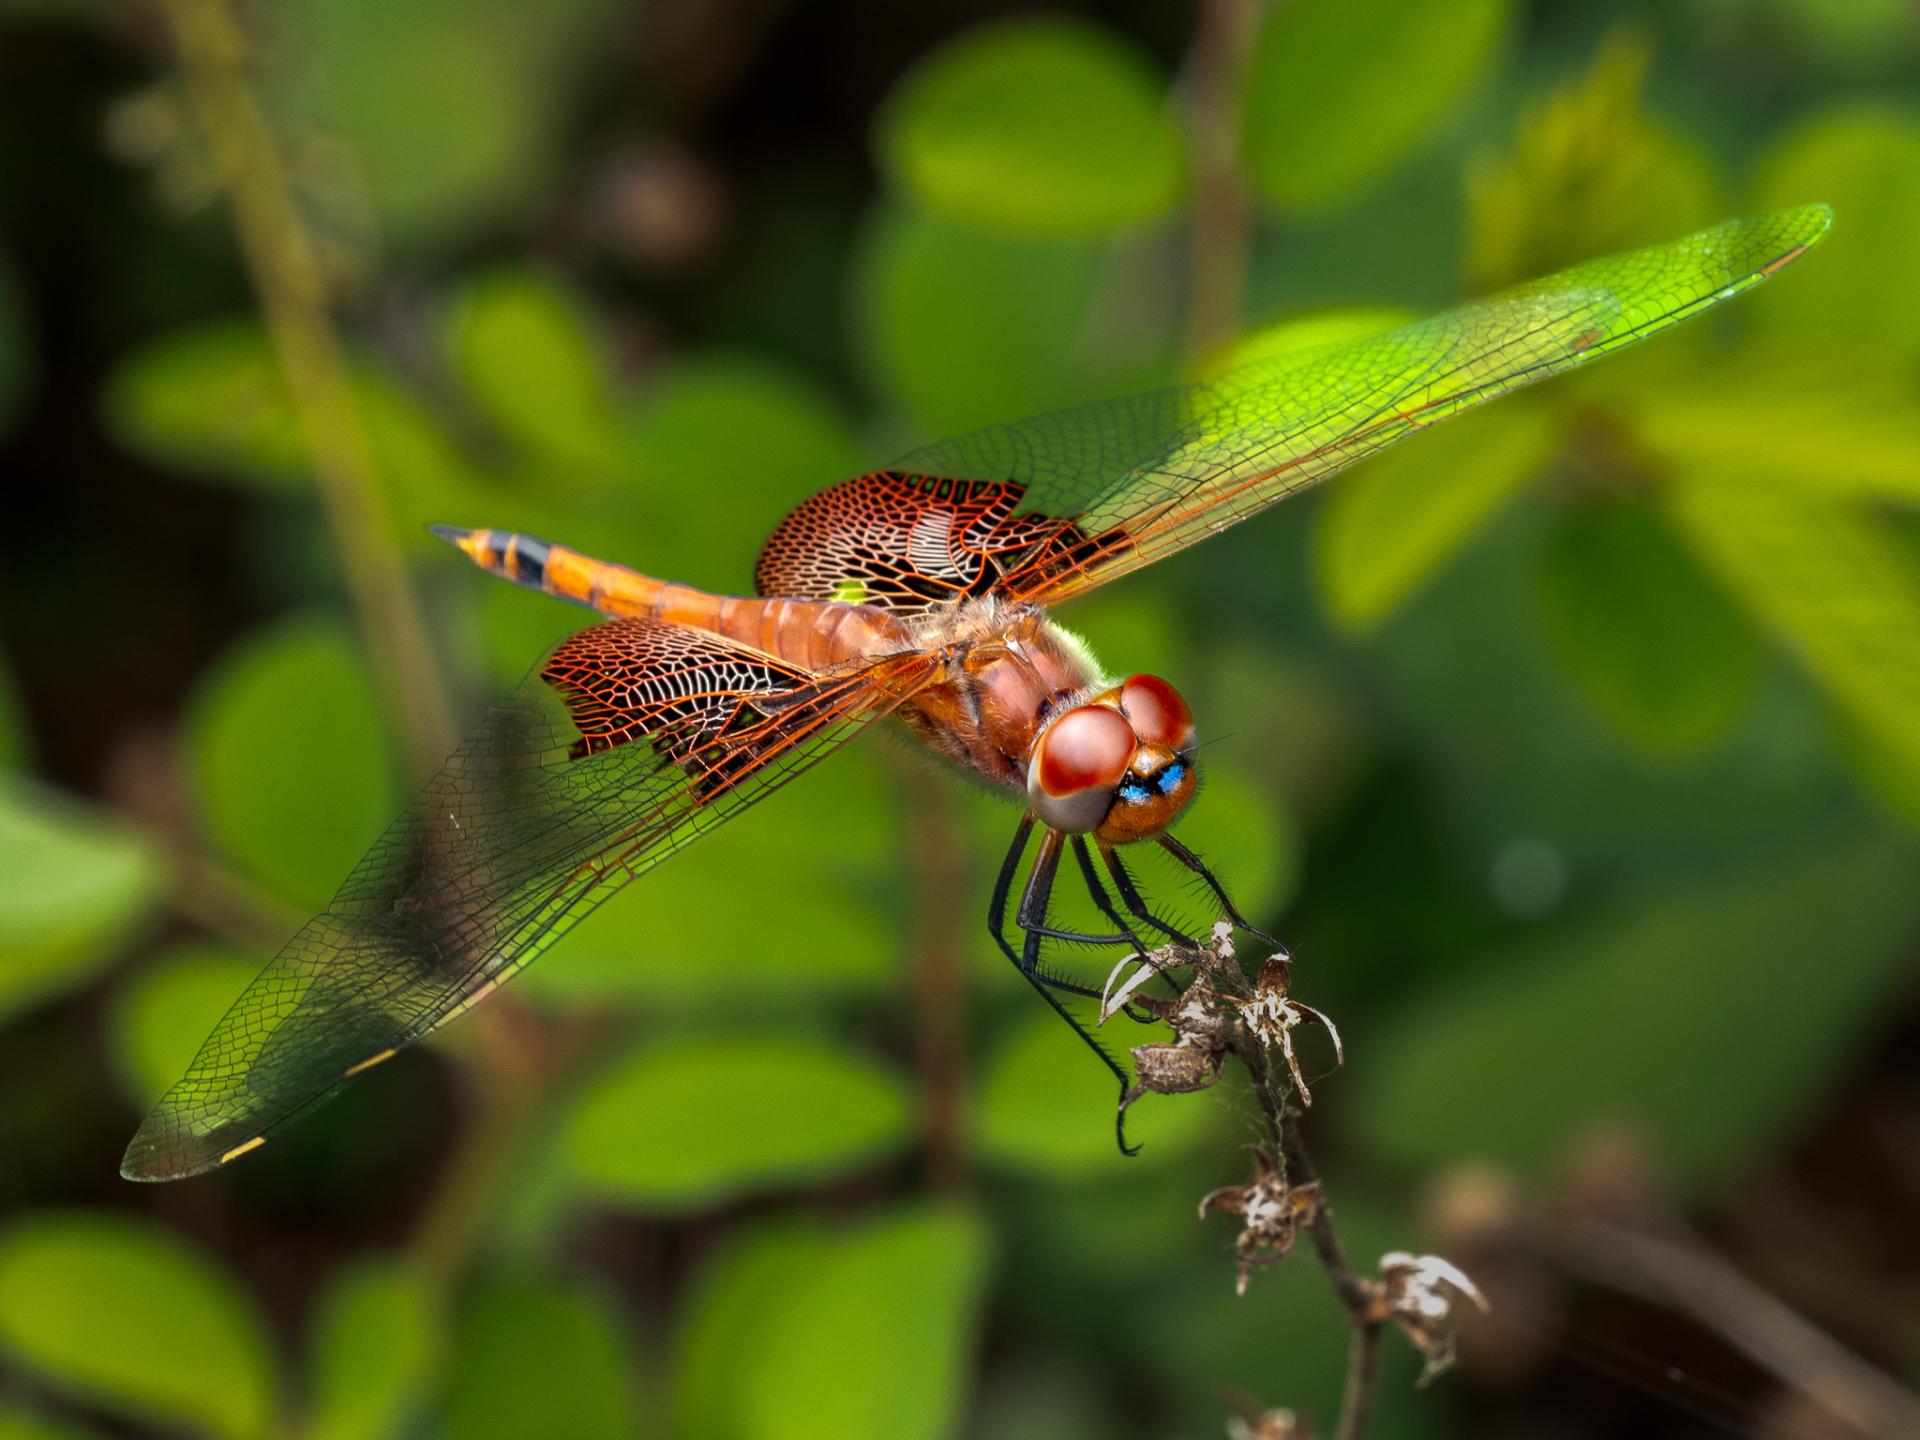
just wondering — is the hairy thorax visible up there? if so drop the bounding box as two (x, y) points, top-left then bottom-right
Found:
(891, 596), (1108, 792)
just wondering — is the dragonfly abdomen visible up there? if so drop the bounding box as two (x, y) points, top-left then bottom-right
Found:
(433, 525), (908, 672)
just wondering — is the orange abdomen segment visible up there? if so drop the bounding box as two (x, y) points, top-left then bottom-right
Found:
(433, 526), (907, 673)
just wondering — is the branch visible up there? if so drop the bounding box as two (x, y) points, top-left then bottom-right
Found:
(1108, 928), (1480, 1440)
(158, 0), (455, 779)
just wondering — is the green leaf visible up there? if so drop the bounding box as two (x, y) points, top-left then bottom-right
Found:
(976, 1008), (1218, 1177)
(563, 1033), (912, 1211)
(101, 319), (492, 531)
(102, 319), (308, 489)
(1351, 840), (1920, 1193)
(853, 207), (1115, 438)
(0, 249), (31, 440)
(673, 1221), (826, 1440)
(188, 615), (393, 908)
(108, 943), (261, 1107)
(619, 354), (867, 595)
(306, 1259), (441, 1440)
(1242, 0), (1511, 212)
(1625, 347), (1920, 506)
(1535, 497), (1759, 755)
(518, 754), (899, 1007)
(878, 17), (1183, 235)
(1751, 103), (1920, 354)
(0, 781), (160, 1027)
(0, 1407), (99, 1440)
(1314, 401), (1555, 629)
(1668, 478), (1920, 775)
(741, 1208), (989, 1440)
(278, 0), (613, 248)
(0, 1212), (276, 1440)
(1464, 26), (1720, 291)
(446, 267), (621, 475)
(442, 1271), (633, 1440)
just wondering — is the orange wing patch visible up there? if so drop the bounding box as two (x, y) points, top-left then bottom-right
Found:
(755, 471), (1130, 613)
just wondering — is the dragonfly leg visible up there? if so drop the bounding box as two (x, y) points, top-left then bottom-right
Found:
(986, 815), (1142, 1156)
(1157, 834), (1284, 950)
(1096, 840), (1194, 946)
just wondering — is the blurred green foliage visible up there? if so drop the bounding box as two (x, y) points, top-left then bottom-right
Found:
(3, 2), (1919, 1439)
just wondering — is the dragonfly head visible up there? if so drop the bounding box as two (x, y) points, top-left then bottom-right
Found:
(1027, 674), (1197, 842)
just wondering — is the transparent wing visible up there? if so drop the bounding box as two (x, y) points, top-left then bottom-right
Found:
(122, 620), (936, 1180)
(864, 204), (1829, 605)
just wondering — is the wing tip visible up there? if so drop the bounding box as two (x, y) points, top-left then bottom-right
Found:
(119, 1115), (265, 1183)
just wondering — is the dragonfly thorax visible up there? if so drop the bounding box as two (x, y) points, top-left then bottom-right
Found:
(1027, 674), (1198, 843)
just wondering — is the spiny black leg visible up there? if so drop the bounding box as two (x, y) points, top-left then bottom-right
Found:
(1013, 828), (1141, 1155)
(988, 812), (1035, 955)
(1069, 838), (1149, 953)
(1098, 841), (1193, 945)
(1015, 829), (1136, 950)
(1158, 834), (1283, 948)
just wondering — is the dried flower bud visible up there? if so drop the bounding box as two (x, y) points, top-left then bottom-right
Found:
(1199, 1147), (1325, 1295)
(1233, 955), (1344, 1105)
(1375, 1251), (1490, 1385)
(1226, 1404), (1305, 1440)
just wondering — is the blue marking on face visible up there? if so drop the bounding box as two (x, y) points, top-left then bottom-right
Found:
(1118, 780), (1152, 805)
(1157, 761), (1186, 793)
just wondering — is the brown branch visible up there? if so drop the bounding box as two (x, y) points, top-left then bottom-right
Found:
(1246, 1038), (1385, 1440)
(897, 756), (972, 1196)
(1181, 0), (1262, 365)
(158, 0), (456, 779)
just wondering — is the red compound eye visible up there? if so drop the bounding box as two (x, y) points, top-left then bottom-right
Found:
(1035, 705), (1134, 798)
(1120, 674), (1194, 751)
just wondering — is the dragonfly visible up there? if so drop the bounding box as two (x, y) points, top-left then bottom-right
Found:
(122, 204), (1830, 1181)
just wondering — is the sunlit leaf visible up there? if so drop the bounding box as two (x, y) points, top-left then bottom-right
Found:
(307, 1259), (441, 1440)
(1750, 103), (1920, 354)
(102, 318), (308, 489)
(1668, 477), (1920, 774)
(0, 781), (160, 1027)
(443, 1271), (632, 1440)
(278, 0), (614, 248)
(879, 17), (1183, 235)
(1314, 402), (1556, 629)
(741, 1208), (989, 1440)
(976, 1007), (1218, 1177)
(1351, 840), (1920, 1193)
(1625, 349), (1920, 506)
(187, 614), (395, 908)
(0, 1212), (276, 1440)
(1466, 27), (1720, 290)
(563, 1033), (912, 1211)
(1202, 306), (1407, 379)
(620, 354), (867, 595)
(1535, 496), (1759, 755)
(446, 266), (621, 476)
(1243, 0), (1510, 212)
(674, 1221), (826, 1440)
(108, 943), (261, 1107)
(854, 206), (1119, 438)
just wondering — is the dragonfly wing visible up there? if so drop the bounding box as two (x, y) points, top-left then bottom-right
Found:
(867, 204), (1831, 606)
(123, 620), (936, 1181)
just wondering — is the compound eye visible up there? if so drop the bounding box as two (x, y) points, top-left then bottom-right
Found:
(1028, 705), (1133, 833)
(1120, 674), (1194, 752)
